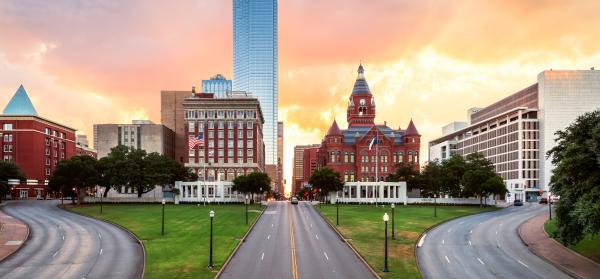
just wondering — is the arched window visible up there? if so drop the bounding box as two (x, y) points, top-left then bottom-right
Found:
(208, 169), (215, 181)
(227, 169), (235, 181)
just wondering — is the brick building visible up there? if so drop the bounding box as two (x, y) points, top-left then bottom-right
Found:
(75, 134), (97, 158)
(182, 91), (265, 181)
(316, 65), (421, 182)
(1, 85), (77, 198)
(292, 144), (319, 196)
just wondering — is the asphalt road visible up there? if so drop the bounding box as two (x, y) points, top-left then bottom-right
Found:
(417, 202), (572, 279)
(219, 201), (374, 279)
(0, 200), (143, 279)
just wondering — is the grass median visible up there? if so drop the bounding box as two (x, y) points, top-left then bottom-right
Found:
(544, 219), (600, 264)
(68, 203), (264, 279)
(317, 204), (496, 278)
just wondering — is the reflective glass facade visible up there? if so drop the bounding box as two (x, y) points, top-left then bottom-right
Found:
(202, 74), (232, 98)
(233, 0), (278, 165)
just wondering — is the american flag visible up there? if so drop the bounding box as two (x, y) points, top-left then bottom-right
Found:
(188, 132), (205, 148)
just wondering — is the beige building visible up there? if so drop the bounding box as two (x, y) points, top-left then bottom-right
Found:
(292, 144), (320, 196)
(161, 89), (193, 164)
(93, 120), (175, 159)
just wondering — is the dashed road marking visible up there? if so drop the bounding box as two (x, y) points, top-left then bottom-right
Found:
(62, 235), (65, 241)
(477, 257), (485, 265)
(98, 233), (102, 239)
(417, 234), (427, 247)
(442, 239), (445, 245)
(470, 230), (473, 234)
(447, 228), (452, 233)
(324, 251), (329, 261)
(52, 251), (59, 258)
(468, 240), (472, 246)
(99, 249), (103, 255)
(316, 234), (319, 240)
(261, 252), (265, 261)
(518, 260), (529, 268)
(445, 256), (450, 263)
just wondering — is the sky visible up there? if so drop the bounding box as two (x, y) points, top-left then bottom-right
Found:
(2, 0), (600, 195)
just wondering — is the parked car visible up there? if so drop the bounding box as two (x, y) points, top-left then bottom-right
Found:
(513, 199), (523, 206)
(539, 197), (548, 204)
(291, 197), (298, 204)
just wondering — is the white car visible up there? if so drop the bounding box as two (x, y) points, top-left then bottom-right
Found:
(291, 197), (298, 204)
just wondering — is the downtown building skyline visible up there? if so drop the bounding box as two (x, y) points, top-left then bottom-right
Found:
(202, 74), (232, 98)
(233, 0), (278, 169)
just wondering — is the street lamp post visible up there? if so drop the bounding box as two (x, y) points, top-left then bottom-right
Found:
(548, 194), (552, 220)
(434, 193), (437, 218)
(161, 199), (165, 236)
(245, 194), (249, 225)
(391, 203), (395, 240)
(100, 187), (103, 214)
(208, 210), (215, 269)
(336, 197), (339, 226)
(259, 187), (262, 203)
(383, 212), (389, 272)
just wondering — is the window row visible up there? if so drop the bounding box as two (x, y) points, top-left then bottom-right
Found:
(188, 121), (254, 132)
(185, 110), (256, 120)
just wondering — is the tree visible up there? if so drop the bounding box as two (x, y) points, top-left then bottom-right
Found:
(233, 172), (271, 202)
(0, 161), (25, 203)
(309, 167), (343, 203)
(461, 153), (505, 206)
(97, 145), (130, 197)
(388, 162), (419, 190)
(547, 110), (600, 245)
(49, 155), (100, 204)
(440, 155), (467, 197)
(420, 160), (444, 198)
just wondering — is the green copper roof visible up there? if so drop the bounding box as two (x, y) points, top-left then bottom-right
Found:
(3, 85), (38, 116)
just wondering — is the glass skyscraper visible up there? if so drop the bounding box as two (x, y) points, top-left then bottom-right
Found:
(202, 74), (232, 98)
(233, 0), (278, 166)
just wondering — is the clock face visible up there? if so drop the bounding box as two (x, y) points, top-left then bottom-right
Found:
(360, 99), (366, 106)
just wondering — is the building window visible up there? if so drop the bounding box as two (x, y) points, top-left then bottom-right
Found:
(218, 131), (224, 138)
(3, 134), (12, 142)
(228, 121), (234, 129)
(60, 132), (65, 139)
(227, 111), (234, 118)
(247, 149), (253, 157)
(247, 130), (253, 138)
(189, 149), (195, 157)
(3, 145), (12, 152)
(208, 131), (214, 138)
(198, 111), (205, 118)
(208, 140), (214, 148)
(208, 111), (215, 118)
(3, 123), (13, 130)
(208, 121), (214, 129)
(45, 148), (50, 155)
(46, 168), (51, 175)
(399, 152), (404, 163)
(350, 152), (355, 163)
(228, 140), (234, 148)
(218, 149), (224, 157)
(238, 140), (243, 147)
(218, 140), (224, 148)
(61, 142), (65, 149)
(238, 130), (243, 138)
(238, 121), (244, 129)
(246, 140), (253, 148)
(247, 121), (253, 129)
(344, 152), (348, 163)
(228, 149), (234, 157)
(218, 121), (224, 129)
(46, 158), (50, 165)
(218, 111), (224, 118)
(188, 121), (195, 132)
(237, 111), (244, 118)
(45, 127), (50, 134)
(3, 154), (13, 162)
(61, 152), (65, 159)
(238, 149), (243, 157)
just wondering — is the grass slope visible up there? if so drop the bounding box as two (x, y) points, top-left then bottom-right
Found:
(69, 203), (263, 279)
(544, 219), (600, 264)
(318, 204), (496, 279)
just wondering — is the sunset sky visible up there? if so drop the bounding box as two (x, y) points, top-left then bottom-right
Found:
(2, 0), (600, 194)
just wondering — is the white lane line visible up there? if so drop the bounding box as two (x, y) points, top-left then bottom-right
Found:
(497, 241), (501, 248)
(62, 235), (65, 241)
(470, 230), (473, 234)
(52, 251), (59, 258)
(442, 239), (445, 245)
(324, 251), (329, 261)
(417, 233), (427, 247)
(261, 252), (265, 261)
(477, 257), (485, 265)
(518, 260), (529, 268)
(272, 224), (274, 227)
(267, 234), (271, 240)
(98, 233), (102, 239)
(445, 256), (450, 263)
(316, 234), (319, 240)
(468, 240), (472, 246)
(310, 224), (313, 228)
(447, 228), (452, 233)
(459, 221), (464, 225)
(99, 249), (103, 255)
(495, 231), (498, 235)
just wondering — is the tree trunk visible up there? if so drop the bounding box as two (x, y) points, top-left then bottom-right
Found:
(77, 188), (85, 205)
(137, 188), (143, 198)
(103, 186), (109, 198)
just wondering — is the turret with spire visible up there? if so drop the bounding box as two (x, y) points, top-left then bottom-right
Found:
(347, 64), (376, 127)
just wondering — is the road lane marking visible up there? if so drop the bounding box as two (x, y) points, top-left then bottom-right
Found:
(62, 235), (65, 241)
(267, 234), (271, 240)
(470, 230), (473, 234)
(272, 224), (274, 227)
(99, 249), (103, 255)
(98, 233), (102, 239)
(417, 233), (427, 247)
(324, 251), (329, 261)
(445, 256), (450, 263)
(447, 229), (452, 233)
(442, 239), (444, 245)
(477, 257), (485, 265)
(518, 260), (529, 268)
(261, 252), (265, 261)
(468, 240), (472, 246)
(289, 205), (298, 279)
(459, 221), (464, 225)
(52, 251), (59, 258)
(316, 234), (319, 240)
(495, 231), (498, 235)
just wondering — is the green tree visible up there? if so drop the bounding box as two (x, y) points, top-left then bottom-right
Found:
(0, 161), (26, 203)
(461, 153), (505, 206)
(49, 155), (100, 204)
(420, 160), (444, 198)
(547, 110), (600, 245)
(233, 172), (271, 202)
(97, 145), (130, 197)
(440, 154), (467, 197)
(309, 167), (343, 203)
(388, 162), (419, 190)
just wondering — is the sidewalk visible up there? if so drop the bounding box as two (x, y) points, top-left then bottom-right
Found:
(0, 205), (29, 262)
(519, 212), (600, 279)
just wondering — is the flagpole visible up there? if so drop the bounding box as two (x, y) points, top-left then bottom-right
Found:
(375, 129), (378, 207)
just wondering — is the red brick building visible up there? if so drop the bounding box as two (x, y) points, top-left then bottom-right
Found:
(302, 146), (319, 187)
(182, 91), (265, 181)
(1, 85), (77, 198)
(317, 65), (421, 182)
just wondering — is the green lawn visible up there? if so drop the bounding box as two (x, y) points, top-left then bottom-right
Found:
(544, 219), (600, 263)
(68, 203), (264, 279)
(317, 204), (497, 279)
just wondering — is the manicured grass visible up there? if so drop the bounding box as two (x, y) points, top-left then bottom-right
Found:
(318, 204), (497, 279)
(68, 203), (264, 279)
(544, 219), (600, 263)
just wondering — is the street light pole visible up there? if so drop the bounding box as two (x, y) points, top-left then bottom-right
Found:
(434, 193), (437, 218)
(245, 194), (249, 225)
(548, 194), (552, 220)
(161, 199), (165, 236)
(336, 197), (339, 226)
(391, 203), (395, 240)
(100, 187), (103, 214)
(208, 210), (215, 269)
(383, 212), (389, 272)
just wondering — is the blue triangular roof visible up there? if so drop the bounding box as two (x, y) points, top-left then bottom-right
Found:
(3, 85), (38, 116)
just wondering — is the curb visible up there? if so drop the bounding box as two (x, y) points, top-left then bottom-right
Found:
(215, 204), (267, 279)
(314, 205), (381, 279)
(517, 213), (593, 279)
(60, 204), (146, 279)
(0, 202), (30, 263)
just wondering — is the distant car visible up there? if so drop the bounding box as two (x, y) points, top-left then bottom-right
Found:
(291, 197), (298, 204)
(514, 199), (523, 206)
(539, 197), (548, 204)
